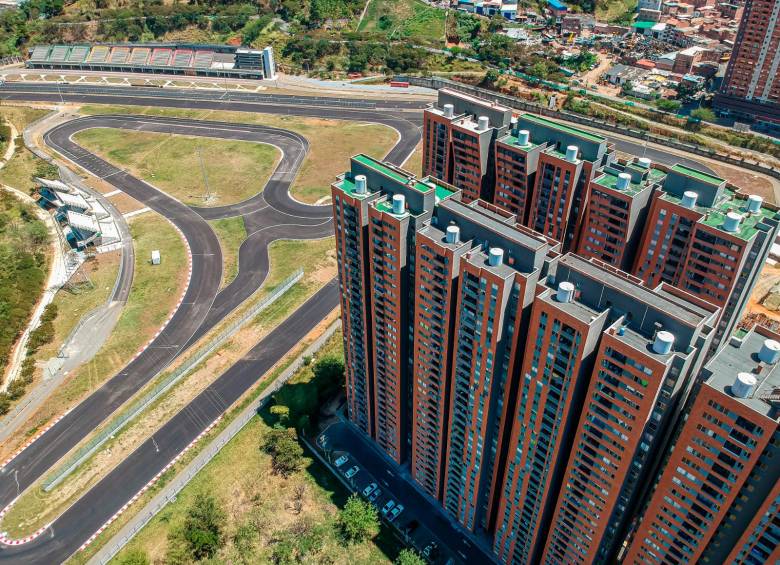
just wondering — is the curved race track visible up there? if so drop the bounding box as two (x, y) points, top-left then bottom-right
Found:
(0, 99), (419, 563)
(0, 83), (717, 563)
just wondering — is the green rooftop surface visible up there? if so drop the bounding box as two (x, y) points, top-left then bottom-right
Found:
(335, 176), (372, 199)
(632, 20), (656, 29)
(663, 188), (775, 241)
(353, 154), (434, 194)
(498, 133), (542, 151)
(671, 163), (724, 186)
(522, 114), (605, 144)
(375, 199), (409, 217)
(595, 166), (666, 196)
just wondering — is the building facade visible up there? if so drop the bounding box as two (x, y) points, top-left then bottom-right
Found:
(714, 0), (780, 128)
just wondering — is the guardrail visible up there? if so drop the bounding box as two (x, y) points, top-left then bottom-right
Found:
(89, 320), (341, 565)
(401, 76), (780, 181)
(43, 268), (304, 492)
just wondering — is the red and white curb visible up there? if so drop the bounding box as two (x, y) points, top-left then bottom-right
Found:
(0, 221), (193, 473)
(0, 410), (70, 471)
(0, 494), (53, 546)
(77, 415), (222, 552)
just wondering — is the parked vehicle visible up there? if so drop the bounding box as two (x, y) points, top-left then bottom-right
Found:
(345, 466), (359, 479)
(334, 455), (348, 467)
(362, 482), (378, 497)
(388, 504), (404, 521)
(381, 500), (396, 516)
(368, 488), (382, 503)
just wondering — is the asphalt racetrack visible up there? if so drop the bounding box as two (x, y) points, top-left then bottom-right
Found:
(0, 83), (716, 563)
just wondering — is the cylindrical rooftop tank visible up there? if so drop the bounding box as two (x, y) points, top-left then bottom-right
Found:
(748, 194), (763, 213)
(392, 194), (405, 215)
(681, 191), (698, 208)
(566, 145), (579, 162)
(517, 129), (530, 146)
(557, 281), (575, 303)
(354, 174), (367, 194)
(723, 212), (742, 233)
(443, 103), (454, 118)
(478, 116), (490, 131)
(637, 157), (652, 168)
(616, 173), (632, 190)
(488, 247), (504, 266)
(446, 225), (460, 244)
(732, 372), (757, 399)
(653, 331), (675, 354)
(759, 339), (780, 364)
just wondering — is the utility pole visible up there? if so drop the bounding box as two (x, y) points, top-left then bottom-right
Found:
(197, 146), (212, 203)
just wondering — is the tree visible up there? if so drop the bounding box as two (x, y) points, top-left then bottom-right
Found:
(262, 428), (304, 477)
(115, 549), (150, 565)
(396, 548), (426, 565)
(338, 494), (380, 543)
(655, 98), (681, 112)
(690, 107), (715, 123)
(181, 492), (226, 560)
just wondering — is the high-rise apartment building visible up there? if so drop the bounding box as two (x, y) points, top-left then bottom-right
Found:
(632, 164), (780, 349)
(332, 154), (457, 463)
(575, 158), (660, 271)
(492, 254), (719, 565)
(422, 88), (513, 202)
(623, 325), (780, 564)
(714, 0), (780, 129)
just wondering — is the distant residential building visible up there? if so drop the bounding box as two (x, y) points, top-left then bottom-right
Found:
(714, 0), (780, 129)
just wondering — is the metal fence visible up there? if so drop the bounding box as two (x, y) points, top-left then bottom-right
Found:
(401, 76), (780, 182)
(43, 268), (304, 492)
(89, 321), (340, 565)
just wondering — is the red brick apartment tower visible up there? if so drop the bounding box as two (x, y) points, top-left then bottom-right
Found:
(542, 287), (719, 564)
(430, 198), (555, 531)
(422, 88), (512, 202)
(715, 0), (780, 126)
(633, 164), (780, 349)
(493, 265), (610, 564)
(367, 196), (411, 463)
(722, 479), (780, 565)
(575, 158), (660, 271)
(517, 114), (612, 251)
(492, 255), (718, 565)
(624, 325), (780, 564)
(331, 172), (375, 437)
(493, 128), (543, 224)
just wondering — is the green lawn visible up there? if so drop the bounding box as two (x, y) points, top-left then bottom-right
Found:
(72, 129), (280, 207)
(358, 0), (446, 45)
(595, 0), (638, 22)
(109, 331), (397, 565)
(0, 107), (56, 194)
(77, 105), (397, 204)
(209, 217), (247, 289)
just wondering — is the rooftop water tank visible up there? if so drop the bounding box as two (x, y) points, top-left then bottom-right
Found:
(732, 372), (757, 399)
(723, 212), (742, 233)
(566, 145), (579, 162)
(557, 281), (575, 303)
(616, 173), (632, 190)
(681, 191), (698, 209)
(653, 331), (675, 354)
(759, 339), (780, 364)
(517, 129), (530, 146)
(446, 225), (460, 244)
(478, 116), (490, 131)
(443, 103), (454, 118)
(392, 194), (405, 215)
(354, 174), (367, 194)
(748, 194), (763, 213)
(488, 247), (504, 266)
(637, 157), (651, 169)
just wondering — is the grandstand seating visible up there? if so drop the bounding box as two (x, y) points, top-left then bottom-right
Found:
(150, 48), (172, 66)
(128, 47), (150, 66)
(108, 47), (130, 64)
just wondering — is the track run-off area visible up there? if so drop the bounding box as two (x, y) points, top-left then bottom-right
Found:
(0, 83), (715, 563)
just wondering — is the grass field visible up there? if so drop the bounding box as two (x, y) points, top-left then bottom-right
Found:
(358, 0), (445, 45)
(109, 330), (396, 565)
(0, 107), (55, 194)
(595, 0), (638, 22)
(209, 217), (247, 289)
(77, 105), (398, 204)
(404, 142), (423, 177)
(72, 129), (280, 207)
(0, 212), (187, 466)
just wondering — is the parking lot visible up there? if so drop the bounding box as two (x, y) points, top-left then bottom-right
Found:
(316, 421), (496, 565)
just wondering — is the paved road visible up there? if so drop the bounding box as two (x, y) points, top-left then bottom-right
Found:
(0, 83), (718, 562)
(0, 89), (421, 563)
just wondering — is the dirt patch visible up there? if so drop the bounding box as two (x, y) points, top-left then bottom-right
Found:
(710, 163), (776, 202)
(107, 192), (144, 214)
